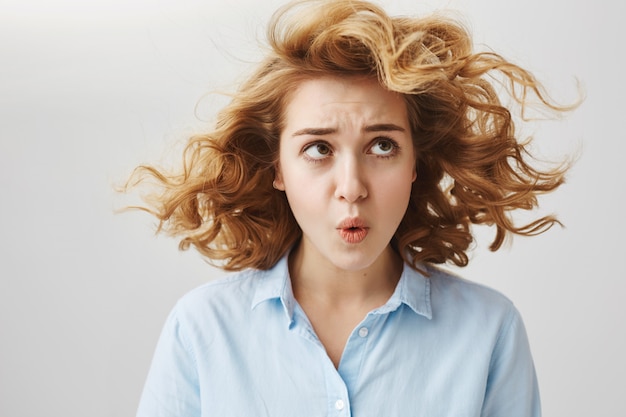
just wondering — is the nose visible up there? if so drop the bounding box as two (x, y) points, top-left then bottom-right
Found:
(334, 156), (368, 203)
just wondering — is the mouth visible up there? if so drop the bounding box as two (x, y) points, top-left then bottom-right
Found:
(337, 218), (369, 244)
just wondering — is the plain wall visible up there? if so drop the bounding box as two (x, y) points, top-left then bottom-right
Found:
(1, 0), (623, 416)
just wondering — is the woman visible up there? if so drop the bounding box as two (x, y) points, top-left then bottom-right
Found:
(130, 1), (574, 415)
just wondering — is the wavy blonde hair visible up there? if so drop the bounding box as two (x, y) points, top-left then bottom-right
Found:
(127, 0), (575, 271)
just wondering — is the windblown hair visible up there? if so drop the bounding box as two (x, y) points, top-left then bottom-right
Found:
(127, 0), (574, 271)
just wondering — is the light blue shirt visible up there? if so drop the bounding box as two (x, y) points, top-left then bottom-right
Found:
(137, 254), (540, 417)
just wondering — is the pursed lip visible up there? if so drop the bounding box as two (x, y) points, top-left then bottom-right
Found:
(337, 217), (369, 244)
(337, 217), (368, 230)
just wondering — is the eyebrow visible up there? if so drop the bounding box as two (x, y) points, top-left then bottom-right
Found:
(364, 123), (406, 133)
(291, 124), (405, 137)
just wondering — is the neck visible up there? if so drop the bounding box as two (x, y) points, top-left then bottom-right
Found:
(288, 241), (403, 308)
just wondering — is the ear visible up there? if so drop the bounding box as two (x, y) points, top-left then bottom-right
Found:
(273, 166), (286, 191)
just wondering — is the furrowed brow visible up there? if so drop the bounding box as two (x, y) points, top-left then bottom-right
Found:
(291, 124), (405, 137)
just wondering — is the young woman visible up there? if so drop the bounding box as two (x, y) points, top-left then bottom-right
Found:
(130, 1), (574, 415)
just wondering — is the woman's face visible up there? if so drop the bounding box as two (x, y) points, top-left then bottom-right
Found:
(275, 76), (416, 272)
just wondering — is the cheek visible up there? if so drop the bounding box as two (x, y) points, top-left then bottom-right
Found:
(284, 175), (328, 212)
(378, 163), (415, 193)
(278, 162), (319, 209)
(372, 168), (415, 214)
(380, 179), (413, 204)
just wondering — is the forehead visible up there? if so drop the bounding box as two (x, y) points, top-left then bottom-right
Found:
(281, 76), (408, 129)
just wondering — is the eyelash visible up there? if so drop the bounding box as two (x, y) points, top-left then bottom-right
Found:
(301, 137), (400, 163)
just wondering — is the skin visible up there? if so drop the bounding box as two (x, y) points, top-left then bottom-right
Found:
(274, 76), (417, 368)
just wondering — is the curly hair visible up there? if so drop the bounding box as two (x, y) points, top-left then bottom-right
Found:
(126, 0), (575, 271)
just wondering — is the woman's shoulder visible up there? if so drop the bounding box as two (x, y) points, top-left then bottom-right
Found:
(421, 264), (519, 318)
(172, 267), (273, 318)
(426, 263), (513, 299)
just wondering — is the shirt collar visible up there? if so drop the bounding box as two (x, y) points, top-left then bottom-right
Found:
(375, 263), (432, 319)
(250, 253), (433, 325)
(251, 254), (296, 326)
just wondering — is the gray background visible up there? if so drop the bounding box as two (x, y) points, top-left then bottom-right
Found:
(1, 0), (623, 416)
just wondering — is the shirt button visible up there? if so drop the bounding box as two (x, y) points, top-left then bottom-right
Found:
(335, 399), (345, 410)
(358, 327), (369, 337)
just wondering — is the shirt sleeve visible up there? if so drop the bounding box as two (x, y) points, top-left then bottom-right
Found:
(136, 305), (201, 417)
(481, 305), (542, 417)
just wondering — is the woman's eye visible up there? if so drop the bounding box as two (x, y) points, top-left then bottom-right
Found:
(369, 138), (397, 156)
(303, 143), (332, 159)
